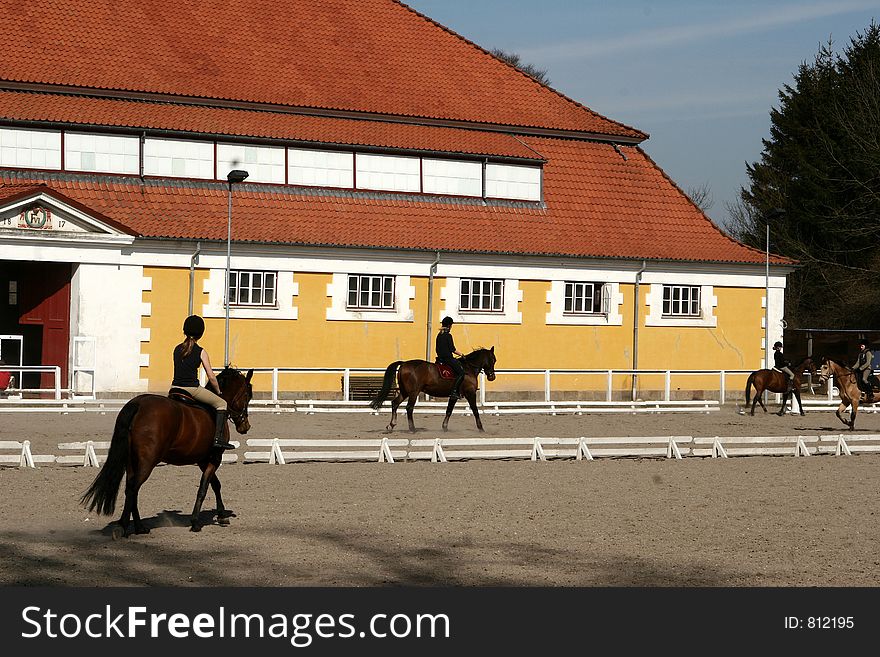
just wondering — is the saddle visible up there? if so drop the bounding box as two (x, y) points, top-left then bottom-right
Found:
(168, 387), (215, 414)
(434, 361), (456, 380)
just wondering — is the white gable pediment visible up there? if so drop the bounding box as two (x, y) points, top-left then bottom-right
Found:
(0, 191), (134, 246)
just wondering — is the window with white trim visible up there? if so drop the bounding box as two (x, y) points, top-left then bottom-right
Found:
(564, 282), (609, 315)
(460, 278), (504, 312)
(347, 275), (395, 310)
(229, 270), (277, 307)
(662, 285), (701, 316)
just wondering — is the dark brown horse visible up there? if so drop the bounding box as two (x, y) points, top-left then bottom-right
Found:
(81, 367), (254, 537)
(816, 357), (879, 430)
(744, 356), (815, 416)
(370, 347), (496, 432)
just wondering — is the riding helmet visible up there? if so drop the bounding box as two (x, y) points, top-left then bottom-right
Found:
(441, 316), (454, 327)
(183, 315), (205, 339)
(773, 341), (782, 348)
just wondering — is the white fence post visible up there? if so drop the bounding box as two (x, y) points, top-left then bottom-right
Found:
(720, 371), (726, 404)
(479, 372), (486, 405)
(606, 370), (613, 402)
(544, 370), (551, 402)
(343, 368), (350, 401)
(664, 371), (671, 402)
(272, 368), (279, 403)
(54, 366), (61, 400)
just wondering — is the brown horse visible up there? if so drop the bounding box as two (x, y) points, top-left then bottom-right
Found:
(744, 356), (815, 416)
(370, 347), (496, 432)
(81, 367), (254, 537)
(816, 357), (879, 430)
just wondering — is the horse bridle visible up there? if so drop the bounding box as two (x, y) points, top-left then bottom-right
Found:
(221, 375), (251, 426)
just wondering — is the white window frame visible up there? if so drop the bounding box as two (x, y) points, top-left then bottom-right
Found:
(346, 274), (396, 310)
(459, 278), (505, 313)
(229, 270), (277, 308)
(326, 273), (415, 322)
(662, 284), (701, 317)
(546, 280), (623, 326)
(563, 281), (608, 315)
(645, 283), (717, 328)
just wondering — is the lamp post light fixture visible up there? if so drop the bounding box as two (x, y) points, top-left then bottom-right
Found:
(225, 169), (249, 366)
(763, 208), (785, 370)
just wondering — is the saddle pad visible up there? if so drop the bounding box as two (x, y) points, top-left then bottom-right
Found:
(435, 362), (455, 379)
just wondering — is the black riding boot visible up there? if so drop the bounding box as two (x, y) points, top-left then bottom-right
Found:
(212, 410), (234, 450)
(450, 374), (465, 400)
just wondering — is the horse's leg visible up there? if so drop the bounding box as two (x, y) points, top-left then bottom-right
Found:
(850, 401), (858, 430)
(210, 472), (234, 524)
(836, 401), (850, 427)
(405, 394), (418, 433)
(115, 463), (152, 538)
(465, 389), (484, 432)
(441, 395), (457, 431)
(387, 392), (405, 432)
(794, 388), (805, 416)
(756, 388), (768, 413)
(776, 390), (788, 416)
(190, 461), (218, 532)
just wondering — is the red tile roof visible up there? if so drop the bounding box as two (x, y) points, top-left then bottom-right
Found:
(0, 0), (643, 139)
(0, 138), (787, 265)
(0, 91), (542, 160)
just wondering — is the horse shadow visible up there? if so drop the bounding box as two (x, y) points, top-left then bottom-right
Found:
(95, 509), (236, 537)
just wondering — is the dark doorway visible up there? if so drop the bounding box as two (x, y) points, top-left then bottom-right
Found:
(0, 260), (71, 392)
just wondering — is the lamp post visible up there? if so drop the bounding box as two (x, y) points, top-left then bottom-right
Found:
(763, 208), (785, 370)
(225, 169), (249, 366)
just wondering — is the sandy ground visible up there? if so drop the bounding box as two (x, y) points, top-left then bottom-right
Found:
(1, 402), (879, 587)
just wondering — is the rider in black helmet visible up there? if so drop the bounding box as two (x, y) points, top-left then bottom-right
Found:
(436, 316), (465, 400)
(172, 315), (234, 450)
(773, 341), (795, 392)
(852, 339), (875, 402)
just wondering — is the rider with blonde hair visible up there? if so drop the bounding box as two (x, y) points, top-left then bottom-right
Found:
(172, 315), (234, 450)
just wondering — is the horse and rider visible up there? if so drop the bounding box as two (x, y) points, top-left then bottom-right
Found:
(82, 315), (254, 537)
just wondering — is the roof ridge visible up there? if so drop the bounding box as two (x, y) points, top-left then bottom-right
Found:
(392, 0), (646, 140)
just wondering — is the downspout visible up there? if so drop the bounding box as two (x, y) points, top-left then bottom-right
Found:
(425, 251), (441, 361)
(632, 260), (647, 401)
(188, 241), (201, 316)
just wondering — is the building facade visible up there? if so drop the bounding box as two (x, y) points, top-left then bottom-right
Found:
(0, 0), (794, 398)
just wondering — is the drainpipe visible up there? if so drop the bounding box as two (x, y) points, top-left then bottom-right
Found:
(188, 241), (201, 316)
(631, 260), (647, 401)
(425, 251), (441, 361)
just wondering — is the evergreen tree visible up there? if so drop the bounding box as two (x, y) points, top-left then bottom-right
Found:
(733, 23), (880, 329)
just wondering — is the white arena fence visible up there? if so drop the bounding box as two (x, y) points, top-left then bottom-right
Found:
(3, 434), (879, 468)
(0, 365), (874, 416)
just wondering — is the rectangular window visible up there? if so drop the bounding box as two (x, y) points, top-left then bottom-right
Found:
(346, 275), (395, 310)
(485, 163), (542, 201)
(0, 127), (62, 170)
(564, 282), (606, 314)
(229, 270), (277, 307)
(662, 285), (701, 316)
(460, 278), (504, 312)
(64, 131), (139, 175)
(217, 143), (285, 184)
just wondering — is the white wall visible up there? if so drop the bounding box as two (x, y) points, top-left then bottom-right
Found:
(71, 263), (148, 392)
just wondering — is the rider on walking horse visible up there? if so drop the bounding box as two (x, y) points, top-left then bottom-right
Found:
(436, 316), (465, 400)
(773, 341), (796, 392)
(852, 339), (875, 403)
(171, 315), (234, 450)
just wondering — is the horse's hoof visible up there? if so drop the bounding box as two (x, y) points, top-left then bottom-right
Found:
(190, 523), (202, 533)
(800, 412), (806, 416)
(111, 526), (127, 541)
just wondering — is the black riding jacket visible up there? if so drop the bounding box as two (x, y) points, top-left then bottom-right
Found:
(172, 344), (202, 387)
(436, 330), (456, 361)
(773, 351), (790, 370)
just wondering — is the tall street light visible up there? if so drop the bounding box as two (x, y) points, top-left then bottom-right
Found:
(764, 208), (785, 370)
(225, 169), (249, 366)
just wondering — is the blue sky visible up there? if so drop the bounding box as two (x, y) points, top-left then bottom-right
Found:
(404, 0), (880, 230)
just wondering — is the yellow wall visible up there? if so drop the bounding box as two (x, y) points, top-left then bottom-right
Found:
(141, 267), (765, 396)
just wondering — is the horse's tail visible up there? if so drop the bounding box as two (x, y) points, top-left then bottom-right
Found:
(80, 398), (139, 515)
(369, 361), (404, 410)
(744, 372), (756, 406)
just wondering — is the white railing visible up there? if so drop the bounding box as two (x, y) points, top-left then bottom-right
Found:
(223, 366), (815, 405)
(0, 365), (63, 400)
